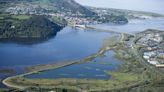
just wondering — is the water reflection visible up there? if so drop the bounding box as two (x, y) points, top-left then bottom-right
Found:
(0, 26), (114, 84)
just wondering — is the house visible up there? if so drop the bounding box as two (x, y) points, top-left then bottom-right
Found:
(147, 60), (159, 65)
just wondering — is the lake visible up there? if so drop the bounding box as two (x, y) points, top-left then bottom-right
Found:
(0, 26), (115, 86)
(0, 27), (113, 67)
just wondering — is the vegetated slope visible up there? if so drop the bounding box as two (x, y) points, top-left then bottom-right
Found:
(0, 14), (63, 39)
(93, 14), (128, 24)
(49, 0), (96, 16)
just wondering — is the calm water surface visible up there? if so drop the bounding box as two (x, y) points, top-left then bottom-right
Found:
(91, 18), (164, 34)
(26, 18), (164, 79)
(0, 27), (113, 67)
(0, 26), (115, 86)
(27, 51), (122, 79)
(1, 18), (164, 86)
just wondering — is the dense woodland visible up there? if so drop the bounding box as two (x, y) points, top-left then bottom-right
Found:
(0, 14), (64, 39)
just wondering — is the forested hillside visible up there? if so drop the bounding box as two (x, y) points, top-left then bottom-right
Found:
(0, 14), (63, 39)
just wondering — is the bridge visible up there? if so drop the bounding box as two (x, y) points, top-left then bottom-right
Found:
(74, 24), (86, 29)
(73, 24), (122, 34)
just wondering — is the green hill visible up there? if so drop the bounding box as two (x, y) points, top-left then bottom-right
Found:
(0, 14), (64, 40)
(48, 0), (96, 16)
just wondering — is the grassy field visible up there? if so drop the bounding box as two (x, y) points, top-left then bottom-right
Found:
(4, 76), (140, 91)
(107, 72), (139, 82)
(0, 17), (4, 20)
(0, 14), (31, 24)
(0, 14), (31, 20)
(0, 88), (7, 92)
(11, 15), (31, 20)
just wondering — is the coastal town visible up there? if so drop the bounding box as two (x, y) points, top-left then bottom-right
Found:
(5, 3), (102, 25)
(136, 30), (164, 68)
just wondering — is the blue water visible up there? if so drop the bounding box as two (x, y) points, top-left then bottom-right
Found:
(2, 17), (164, 85)
(0, 26), (116, 86)
(91, 18), (164, 34)
(0, 27), (113, 67)
(27, 51), (122, 79)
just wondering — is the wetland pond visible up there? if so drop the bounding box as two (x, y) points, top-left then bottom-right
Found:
(0, 26), (118, 87)
(27, 51), (122, 79)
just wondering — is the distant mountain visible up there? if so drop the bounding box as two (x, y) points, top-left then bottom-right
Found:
(48, 0), (96, 16)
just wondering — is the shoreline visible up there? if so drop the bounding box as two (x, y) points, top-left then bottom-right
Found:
(1, 33), (133, 91)
(2, 61), (79, 89)
(2, 29), (163, 92)
(2, 31), (121, 90)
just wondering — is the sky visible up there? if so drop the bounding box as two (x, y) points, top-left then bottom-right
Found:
(75, 0), (164, 14)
